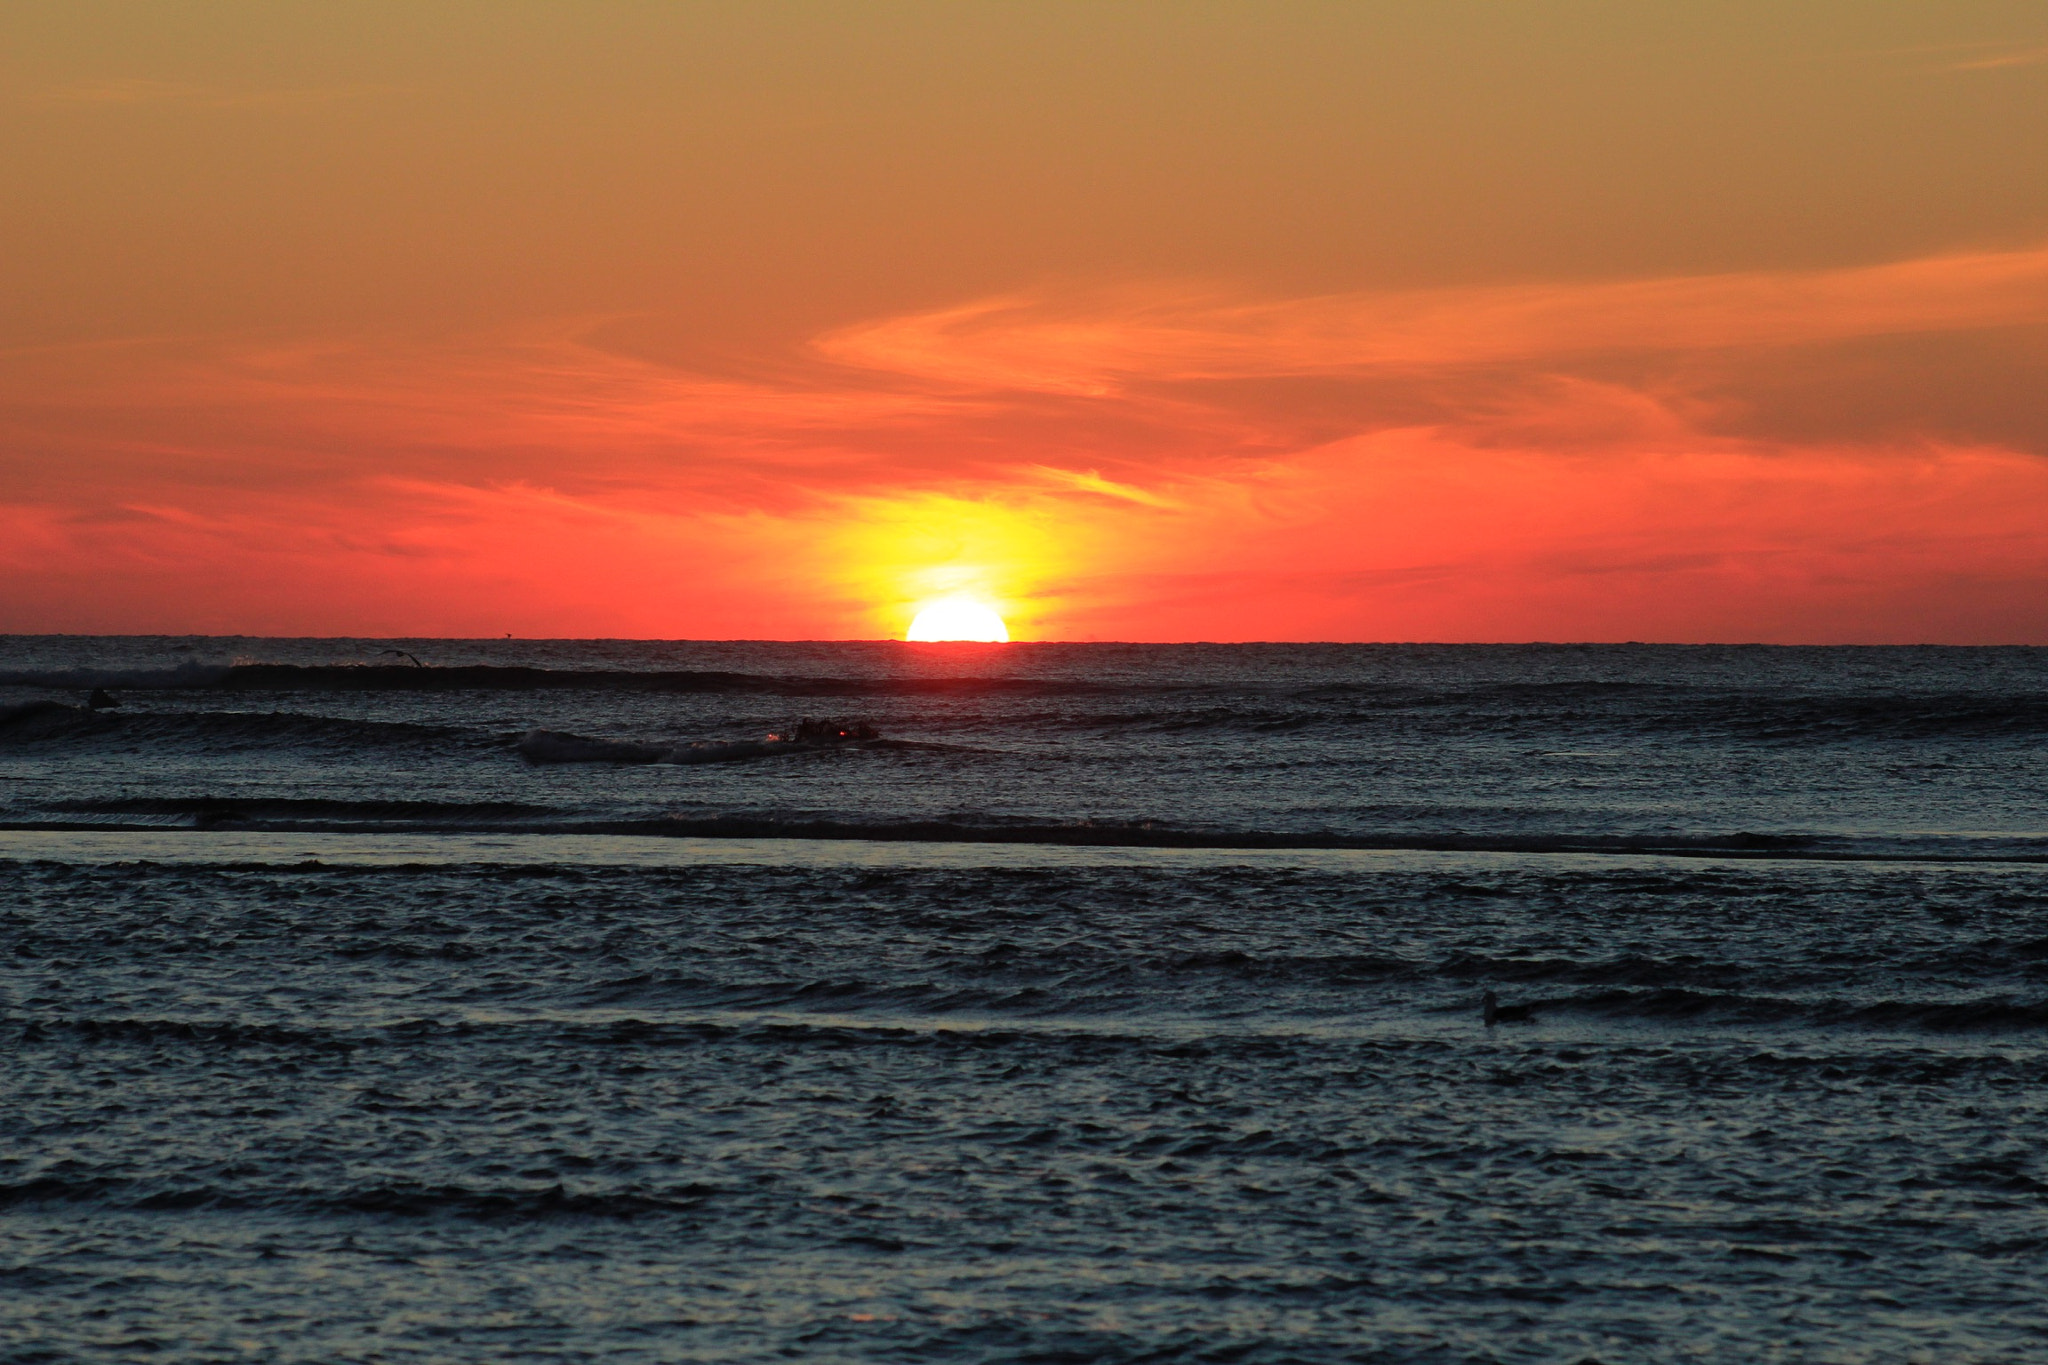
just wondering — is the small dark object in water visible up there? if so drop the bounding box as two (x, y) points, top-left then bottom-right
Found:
(1482, 990), (1535, 1027)
(772, 717), (879, 744)
(518, 717), (881, 767)
(87, 688), (121, 710)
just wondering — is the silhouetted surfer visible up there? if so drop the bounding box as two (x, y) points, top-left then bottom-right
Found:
(1481, 990), (1534, 1027)
(86, 688), (120, 710)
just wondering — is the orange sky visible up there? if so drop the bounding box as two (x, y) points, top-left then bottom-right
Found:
(5, 2), (2048, 641)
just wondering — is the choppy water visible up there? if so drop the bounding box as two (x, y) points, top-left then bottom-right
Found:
(4, 638), (2047, 1361)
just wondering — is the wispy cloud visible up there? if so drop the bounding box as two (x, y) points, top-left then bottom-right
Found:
(1820, 38), (2048, 72)
(5, 242), (2048, 639)
(818, 247), (2048, 393)
(1030, 467), (1182, 507)
(26, 78), (391, 110)
(1946, 45), (2048, 71)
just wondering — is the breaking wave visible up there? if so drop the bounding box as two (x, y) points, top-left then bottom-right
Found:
(8, 660), (2047, 742)
(0, 705), (482, 753)
(5, 796), (2044, 861)
(518, 728), (826, 765)
(0, 661), (234, 690)
(0, 1170), (722, 1220)
(1476, 987), (2048, 1032)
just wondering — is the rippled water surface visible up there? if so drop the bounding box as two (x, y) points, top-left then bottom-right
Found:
(3, 640), (2047, 1361)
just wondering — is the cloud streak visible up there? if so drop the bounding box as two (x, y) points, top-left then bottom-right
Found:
(1946, 45), (2048, 72)
(818, 247), (2048, 393)
(24, 78), (392, 110)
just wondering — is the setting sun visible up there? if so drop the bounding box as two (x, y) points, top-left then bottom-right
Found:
(905, 597), (1010, 642)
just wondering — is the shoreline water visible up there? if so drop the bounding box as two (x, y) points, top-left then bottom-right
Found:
(5, 825), (2048, 867)
(7, 639), (2047, 1361)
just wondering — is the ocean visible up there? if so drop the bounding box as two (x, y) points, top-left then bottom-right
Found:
(3, 637), (2046, 1362)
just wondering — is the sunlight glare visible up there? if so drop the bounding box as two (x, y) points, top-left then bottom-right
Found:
(906, 597), (1010, 642)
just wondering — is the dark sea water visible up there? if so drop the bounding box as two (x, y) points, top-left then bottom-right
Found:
(4, 638), (2047, 1362)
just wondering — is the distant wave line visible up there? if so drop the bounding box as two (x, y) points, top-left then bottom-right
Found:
(1, 813), (2043, 864)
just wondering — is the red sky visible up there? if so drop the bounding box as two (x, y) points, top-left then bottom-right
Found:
(5, 2), (2048, 641)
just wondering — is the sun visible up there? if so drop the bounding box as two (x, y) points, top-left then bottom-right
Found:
(906, 596), (1010, 642)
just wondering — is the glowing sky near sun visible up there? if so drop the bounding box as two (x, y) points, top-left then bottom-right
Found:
(4, 2), (2048, 641)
